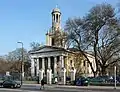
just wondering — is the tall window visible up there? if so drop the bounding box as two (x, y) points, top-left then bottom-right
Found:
(56, 14), (58, 22)
(59, 15), (60, 23)
(83, 60), (86, 66)
(54, 14), (55, 21)
(52, 38), (55, 46)
(70, 60), (72, 66)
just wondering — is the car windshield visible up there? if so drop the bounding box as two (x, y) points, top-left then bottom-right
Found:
(4, 80), (16, 83)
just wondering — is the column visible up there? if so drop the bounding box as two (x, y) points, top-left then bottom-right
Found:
(59, 14), (60, 23)
(39, 57), (45, 84)
(70, 68), (76, 82)
(36, 58), (39, 76)
(59, 56), (63, 69)
(66, 54), (69, 76)
(61, 68), (66, 85)
(42, 58), (45, 69)
(47, 57), (52, 84)
(55, 14), (56, 23)
(34, 59), (37, 76)
(48, 57), (51, 69)
(52, 14), (54, 23)
(31, 58), (35, 77)
(60, 56), (64, 68)
(60, 55), (66, 84)
(54, 56), (57, 76)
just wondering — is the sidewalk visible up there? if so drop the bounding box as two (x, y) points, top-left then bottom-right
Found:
(23, 84), (120, 90)
(55, 85), (120, 89)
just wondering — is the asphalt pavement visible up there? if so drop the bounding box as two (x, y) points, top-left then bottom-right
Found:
(0, 84), (120, 92)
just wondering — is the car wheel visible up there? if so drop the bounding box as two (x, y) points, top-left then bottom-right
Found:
(11, 85), (14, 88)
(18, 85), (21, 88)
(14, 84), (18, 88)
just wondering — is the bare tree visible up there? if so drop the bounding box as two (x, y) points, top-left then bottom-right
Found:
(65, 3), (120, 77)
(97, 21), (120, 75)
(4, 48), (31, 77)
(30, 42), (44, 50)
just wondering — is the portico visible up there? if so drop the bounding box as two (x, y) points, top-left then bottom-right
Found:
(30, 46), (67, 77)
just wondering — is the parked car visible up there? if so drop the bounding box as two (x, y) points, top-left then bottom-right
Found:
(0, 82), (3, 86)
(2, 80), (21, 88)
(105, 76), (120, 84)
(88, 76), (105, 85)
(75, 77), (89, 86)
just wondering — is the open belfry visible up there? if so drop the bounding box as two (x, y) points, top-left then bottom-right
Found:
(46, 7), (66, 48)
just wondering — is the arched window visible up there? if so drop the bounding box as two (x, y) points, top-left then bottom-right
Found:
(56, 14), (58, 22)
(54, 14), (55, 21)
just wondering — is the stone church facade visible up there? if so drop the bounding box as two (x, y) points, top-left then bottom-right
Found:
(29, 7), (96, 84)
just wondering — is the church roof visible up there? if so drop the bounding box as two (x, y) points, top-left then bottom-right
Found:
(52, 8), (61, 13)
(29, 45), (67, 54)
(53, 8), (60, 12)
(29, 45), (95, 58)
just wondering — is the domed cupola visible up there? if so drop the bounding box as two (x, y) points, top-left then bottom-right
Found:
(51, 7), (61, 31)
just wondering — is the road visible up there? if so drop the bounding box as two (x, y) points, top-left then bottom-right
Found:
(0, 84), (120, 92)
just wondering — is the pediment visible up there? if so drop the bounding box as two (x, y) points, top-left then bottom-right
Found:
(36, 47), (59, 52)
(30, 45), (66, 54)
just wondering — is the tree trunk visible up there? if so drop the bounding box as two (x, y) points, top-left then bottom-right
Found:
(101, 66), (107, 76)
(93, 71), (99, 77)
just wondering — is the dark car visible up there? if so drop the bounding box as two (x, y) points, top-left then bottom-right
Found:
(2, 80), (21, 88)
(75, 77), (89, 86)
(89, 76), (104, 84)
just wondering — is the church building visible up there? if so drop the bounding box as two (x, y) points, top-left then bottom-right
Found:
(29, 7), (96, 84)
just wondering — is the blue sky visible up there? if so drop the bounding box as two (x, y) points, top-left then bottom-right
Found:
(0, 0), (119, 55)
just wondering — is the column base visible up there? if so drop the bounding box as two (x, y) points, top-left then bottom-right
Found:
(60, 67), (66, 85)
(70, 67), (76, 82)
(39, 69), (45, 84)
(47, 68), (52, 85)
(22, 72), (25, 79)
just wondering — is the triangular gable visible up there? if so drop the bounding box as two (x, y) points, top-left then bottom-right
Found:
(30, 45), (66, 54)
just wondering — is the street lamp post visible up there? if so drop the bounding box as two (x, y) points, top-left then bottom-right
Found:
(114, 65), (116, 89)
(17, 42), (24, 85)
